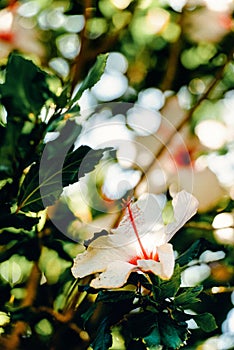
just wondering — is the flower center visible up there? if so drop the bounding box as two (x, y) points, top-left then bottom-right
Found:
(129, 251), (159, 265)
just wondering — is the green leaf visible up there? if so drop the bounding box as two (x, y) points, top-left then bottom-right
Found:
(71, 53), (109, 103)
(0, 231), (28, 245)
(0, 241), (27, 263)
(122, 311), (156, 339)
(174, 286), (203, 308)
(45, 120), (82, 160)
(0, 118), (45, 181)
(55, 84), (71, 109)
(0, 237), (40, 262)
(81, 303), (98, 325)
(96, 291), (135, 303)
(0, 54), (53, 118)
(126, 340), (147, 350)
(66, 104), (80, 115)
(128, 272), (153, 291)
(18, 145), (112, 212)
(157, 264), (181, 299)
(90, 316), (112, 350)
(143, 325), (161, 348)
(159, 313), (188, 350)
(176, 239), (210, 267)
(0, 213), (39, 230)
(0, 121), (23, 179)
(193, 313), (217, 332)
(43, 238), (73, 262)
(62, 146), (114, 186)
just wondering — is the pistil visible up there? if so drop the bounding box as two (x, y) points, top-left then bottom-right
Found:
(126, 201), (149, 260)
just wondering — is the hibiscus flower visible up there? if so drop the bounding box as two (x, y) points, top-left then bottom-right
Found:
(71, 190), (198, 289)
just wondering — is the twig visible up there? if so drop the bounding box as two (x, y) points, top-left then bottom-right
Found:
(70, 0), (93, 92)
(160, 13), (184, 91)
(37, 306), (74, 323)
(70, 0), (131, 92)
(160, 39), (182, 91)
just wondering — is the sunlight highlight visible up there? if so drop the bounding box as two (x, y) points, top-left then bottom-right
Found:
(195, 120), (227, 149)
(212, 212), (234, 229)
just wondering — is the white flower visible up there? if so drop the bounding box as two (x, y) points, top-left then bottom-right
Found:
(72, 190), (198, 289)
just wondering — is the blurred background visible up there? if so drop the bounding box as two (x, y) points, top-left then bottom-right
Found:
(0, 0), (233, 349)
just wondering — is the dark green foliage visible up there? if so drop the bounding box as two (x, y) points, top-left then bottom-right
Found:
(42, 238), (73, 262)
(90, 316), (112, 350)
(0, 53), (53, 119)
(44, 120), (82, 160)
(174, 286), (203, 308)
(176, 239), (211, 266)
(96, 291), (136, 303)
(159, 313), (188, 349)
(81, 303), (98, 325)
(0, 51), (120, 350)
(144, 325), (161, 348)
(0, 213), (39, 230)
(80, 255), (217, 350)
(193, 313), (218, 333)
(0, 121), (22, 179)
(154, 264), (181, 300)
(71, 54), (109, 104)
(17, 144), (112, 212)
(0, 236), (40, 262)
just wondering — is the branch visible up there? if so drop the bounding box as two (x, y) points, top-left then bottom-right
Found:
(160, 13), (184, 91)
(134, 50), (234, 196)
(70, 0), (131, 92)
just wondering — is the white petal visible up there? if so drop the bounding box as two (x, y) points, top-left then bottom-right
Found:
(71, 246), (131, 278)
(89, 231), (139, 251)
(91, 261), (137, 289)
(166, 190), (199, 241)
(157, 243), (175, 279)
(112, 193), (164, 241)
(137, 193), (165, 235)
(72, 249), (110, 278)
(137, 243), (175, 279)
(137, 259), (163, 276)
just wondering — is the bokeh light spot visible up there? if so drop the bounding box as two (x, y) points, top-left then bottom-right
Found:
(56, 34), (81, 59)
(212, 212), (234, 229)
(92, 72), (128, 101)
(195, 120), (227, 149)
(35, 319), (53, 336)
(127, 106), (161, 136)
